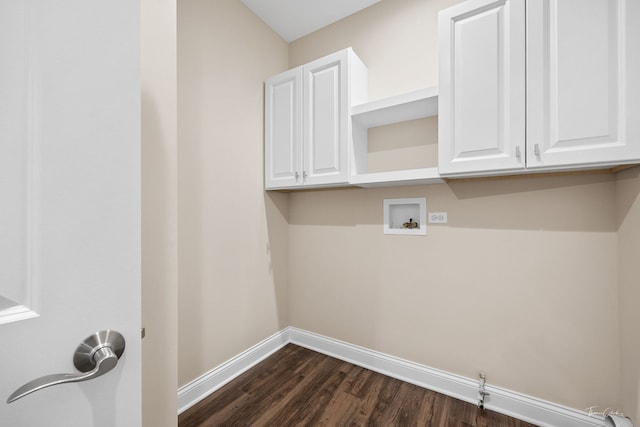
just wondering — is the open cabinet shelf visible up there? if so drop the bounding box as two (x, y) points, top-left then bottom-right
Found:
(350, 86), (441, 187)
(351, 87), (439, 128)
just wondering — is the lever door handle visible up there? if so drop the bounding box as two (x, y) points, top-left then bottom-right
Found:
(7, 330), (125, 403)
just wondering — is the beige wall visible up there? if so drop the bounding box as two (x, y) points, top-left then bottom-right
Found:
(618, 0), (640, 419)
(616, 166), (640, 421)
(289, 0), (462, 99)
(289, 178), (620, 410)
(288, 0), (621, 411)
(171, 0), (635, 418)
(141, 0), (178, 425)
(177, 0), (289, 386)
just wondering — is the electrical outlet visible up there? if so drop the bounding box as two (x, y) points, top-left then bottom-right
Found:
(428, 212), (448, 223)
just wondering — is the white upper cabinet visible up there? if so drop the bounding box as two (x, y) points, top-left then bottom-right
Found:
(439, 0), (640, 177)
(438, 0), (526, 176)
(264, 48), (367, 189)
(526, 0), (640, 169)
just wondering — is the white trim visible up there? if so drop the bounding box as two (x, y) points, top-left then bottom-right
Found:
(0, 2), (41, 325)
(0, 305), (39, 325)
(177, 327), (606, 427)
(177, 329), (289, 414)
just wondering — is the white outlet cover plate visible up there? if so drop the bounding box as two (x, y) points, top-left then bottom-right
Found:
(428, 212), (448, 223)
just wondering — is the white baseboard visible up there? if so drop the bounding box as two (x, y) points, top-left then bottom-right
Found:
(178, 327), (606, 427)
(177, 329), (289, 414)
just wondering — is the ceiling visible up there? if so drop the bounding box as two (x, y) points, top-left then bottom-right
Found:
(241, 0), (382, 43)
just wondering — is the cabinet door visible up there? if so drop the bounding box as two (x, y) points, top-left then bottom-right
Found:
(527, 0), (640, 169)
(438, 0), (526, 176)
(265, 67), (303, 189)
(303, 50), (349, 185)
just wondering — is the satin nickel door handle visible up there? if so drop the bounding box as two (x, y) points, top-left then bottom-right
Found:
(7, 330), (125, 403)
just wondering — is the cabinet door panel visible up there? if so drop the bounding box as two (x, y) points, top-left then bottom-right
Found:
(311, 67), (340, 171)
(265, 68), (302, 189)
(303, 51), (349, 185)
(439, 0), (526, 176)
(527, 0), (640, 168)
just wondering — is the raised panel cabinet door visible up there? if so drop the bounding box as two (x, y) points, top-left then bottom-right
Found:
(438, 0), (526, 176)
(303, 50), (349, 185)
(527, 0), (640, 169)
(265, 67), (303, 189)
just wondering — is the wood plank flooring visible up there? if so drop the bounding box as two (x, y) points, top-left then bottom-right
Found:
(179, 344), (538, 427)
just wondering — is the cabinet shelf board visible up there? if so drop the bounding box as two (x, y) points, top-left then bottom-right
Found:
(350, 167), (443, 187)
(351, 87), (439, 128)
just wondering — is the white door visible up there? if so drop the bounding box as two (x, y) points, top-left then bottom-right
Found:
(438, 0), (526, 176)
(0, 1), (141, 426)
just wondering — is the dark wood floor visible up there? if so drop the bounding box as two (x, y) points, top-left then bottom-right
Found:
(179, 344), (538, 427)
